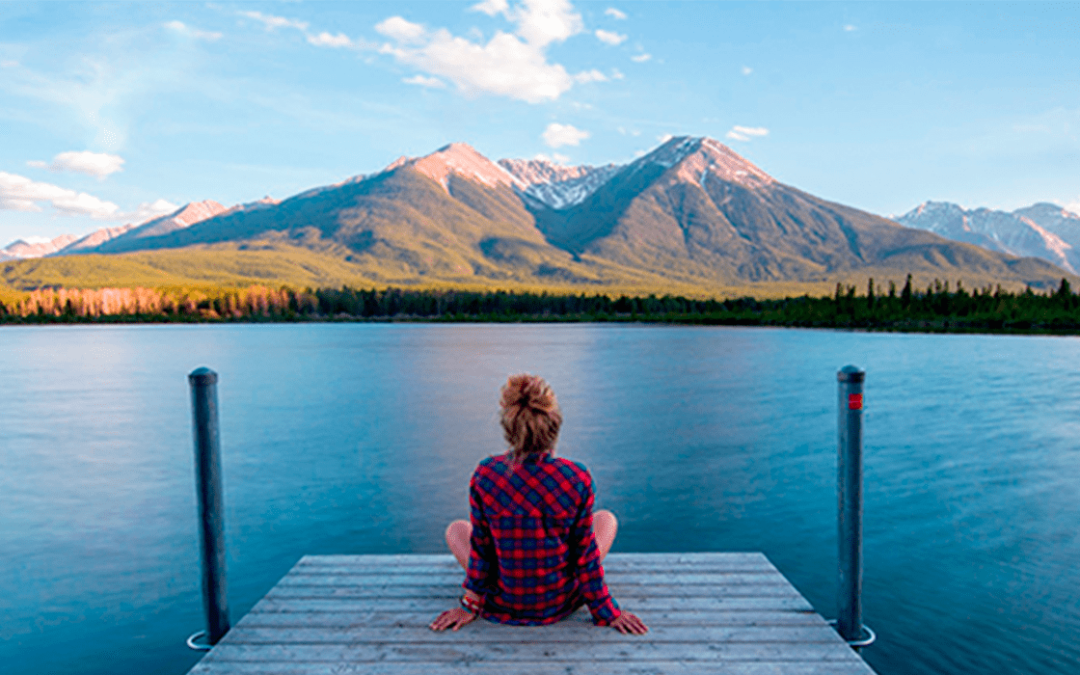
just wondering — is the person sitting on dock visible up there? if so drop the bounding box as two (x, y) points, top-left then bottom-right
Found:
(430, 373), (648, 635)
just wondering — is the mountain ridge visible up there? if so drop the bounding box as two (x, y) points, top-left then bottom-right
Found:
(4, 137), (1076, 294)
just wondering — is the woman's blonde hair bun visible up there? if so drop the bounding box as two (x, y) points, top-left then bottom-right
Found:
(500, 374), (562, 460)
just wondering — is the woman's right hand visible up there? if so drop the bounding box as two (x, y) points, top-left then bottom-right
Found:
(429, 607), (478, 631)
(610, 610), (648, 634)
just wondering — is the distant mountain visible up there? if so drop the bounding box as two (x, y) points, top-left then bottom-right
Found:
(94, 200), (227, 254)
(59, 225), (136, 254)
(1, 234), (77, 260)
(896, 201), (1080, 274)
(6, 138), (1073, 293)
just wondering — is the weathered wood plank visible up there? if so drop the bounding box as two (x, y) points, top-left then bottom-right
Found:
(293, 559), (775, 575)
(265, 583), (806, 600)
(277, 572), (789, 587)
(201, 640), (865, 663)
(189, 661), (874, 675)
(247, 595), (816, 613)
(237, 609), (825, 628)
(221, 625), (842, 645)
(297, 552), (770, 567)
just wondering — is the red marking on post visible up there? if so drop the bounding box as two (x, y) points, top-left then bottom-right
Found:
(848, 393), (863, 410)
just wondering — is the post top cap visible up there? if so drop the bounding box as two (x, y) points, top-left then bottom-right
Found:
(837, 365), (865, 382)
(189, 367), (218, 385)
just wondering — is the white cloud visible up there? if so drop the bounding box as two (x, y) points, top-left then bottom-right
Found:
(1062, 198), (1080, 216)
(844, 24), (857, 32)
(542, 123), (590, 148)
(574, 69), (608, 83)
(657, 133), (673, 143)
(0, 59), (17, 68)
(513, 0), (583, 48)
(610, 68), (624, 80)
(375, 2), (601, 103)
(595, 29), (627, 46)
(164, 20), (223, 41)
(376, 16), (427, 43)
(605, 8), (628, 20)
(307, 32), (354, 48)
(403, 74), (446, 88)
(471, 0), (510, 16)
(33, 151), (126, 179)
(0, 171), (120, 219)
(239, 11), (309, 32)
(631, 53), (651, 63)
(726, 125), (769, 142)
(741, 65), (753, 76)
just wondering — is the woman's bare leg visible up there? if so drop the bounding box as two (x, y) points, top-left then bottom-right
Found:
(446, 520), (472, 570)
(593, 510), (618, 562)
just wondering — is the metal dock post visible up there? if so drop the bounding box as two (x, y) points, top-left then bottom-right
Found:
(836, 364), (874, 648)
(187, 367), (230, 649)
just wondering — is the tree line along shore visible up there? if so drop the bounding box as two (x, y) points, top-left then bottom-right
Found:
(2, 276), (1080, 334)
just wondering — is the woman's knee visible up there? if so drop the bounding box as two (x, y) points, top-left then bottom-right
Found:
(446, 520), (471, 543)
(594, 509), (618, 535)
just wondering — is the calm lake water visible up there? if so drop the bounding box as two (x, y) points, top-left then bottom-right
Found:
(2, 324), (1079, 674)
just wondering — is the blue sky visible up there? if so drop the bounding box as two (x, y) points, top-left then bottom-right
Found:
(2, 1), (1079, 245)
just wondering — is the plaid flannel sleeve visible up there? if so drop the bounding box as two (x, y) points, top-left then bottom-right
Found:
(463, 470), (497, 603)
(570, 471), (621, 625)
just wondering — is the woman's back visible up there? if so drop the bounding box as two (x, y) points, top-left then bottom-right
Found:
(466, 454), (619, 625)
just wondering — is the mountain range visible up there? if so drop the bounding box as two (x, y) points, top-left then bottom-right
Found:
(895, 201), (1080, 275)
(2, 137), (1073, 295)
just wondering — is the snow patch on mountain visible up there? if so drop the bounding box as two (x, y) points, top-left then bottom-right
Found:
(498, 158), (620, 209)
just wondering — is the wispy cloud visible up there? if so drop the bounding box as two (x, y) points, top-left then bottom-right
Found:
(239, 11), (309, 33)
(726, 125), (769, 142)
(631, 53), (651, 63)
(741, 65), (753, 75)
(595, 29), (627, 46)
(164, 20), (222, 41)
(29, 151), (125, 179)
(471, 0), (509, 17)
(0, 171), (120, 219)
(843, 24), (858, 32)
(375, 17), (427, 43)
(403, 74), (446, 88)
(307, 32), (354, 49)
(574, 69), (608, 83)
(375, 2), (599, 104)
(542, 122), (590, 148)
(605, 8), (628, 20)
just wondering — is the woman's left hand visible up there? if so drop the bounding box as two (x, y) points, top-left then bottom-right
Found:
(430, 607), (478, 631)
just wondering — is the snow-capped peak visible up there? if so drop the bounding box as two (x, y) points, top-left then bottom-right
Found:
(631, 136), (775, 188)
(387, 142), (523, 193)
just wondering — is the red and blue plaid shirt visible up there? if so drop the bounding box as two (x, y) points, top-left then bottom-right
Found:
(463, 453), (621, 626)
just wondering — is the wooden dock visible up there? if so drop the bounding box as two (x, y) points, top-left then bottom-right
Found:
(187, 552), (877, 675)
